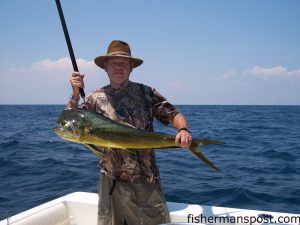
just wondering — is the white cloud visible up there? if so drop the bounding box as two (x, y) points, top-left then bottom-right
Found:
(211, 65), (300, 104)
(31, 58), (72, 71)
(0, 57), (106, 104)
(288, 69), (300, 76)
(220, 70), (237, 79)
(243, 65), (300, 78)
(244, 65), (288, 76)
(1, 60), (300, 105)
(10, 57), (96, 74)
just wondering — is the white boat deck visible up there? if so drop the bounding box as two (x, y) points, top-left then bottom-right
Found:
(1, 192), (299, 225)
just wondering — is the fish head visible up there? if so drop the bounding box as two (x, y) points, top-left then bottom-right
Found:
(53, 109), (91, 143)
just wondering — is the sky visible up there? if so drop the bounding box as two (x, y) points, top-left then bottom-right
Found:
(0, 0), (299, 105)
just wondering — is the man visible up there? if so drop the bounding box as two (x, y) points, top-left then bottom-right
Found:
(66, 40), (192, 225)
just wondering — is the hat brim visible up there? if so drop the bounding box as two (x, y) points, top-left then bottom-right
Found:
(94, 55), (143, 69)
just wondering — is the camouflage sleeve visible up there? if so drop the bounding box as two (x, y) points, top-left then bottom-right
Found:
(79, 92), (96, 111)
(150, 88), (180, 125)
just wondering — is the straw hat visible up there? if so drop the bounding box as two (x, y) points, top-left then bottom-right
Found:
(94, 40), (143, 69)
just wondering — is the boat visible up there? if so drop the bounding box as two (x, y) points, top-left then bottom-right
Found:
(1, 192), (299, 225)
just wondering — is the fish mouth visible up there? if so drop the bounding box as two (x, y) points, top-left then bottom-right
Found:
(53, 127), (64, 135)
(53, 126), (81, 143)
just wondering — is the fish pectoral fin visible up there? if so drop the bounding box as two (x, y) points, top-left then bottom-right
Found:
(85, 144), (103, 157)
(189, 142), (222, 172)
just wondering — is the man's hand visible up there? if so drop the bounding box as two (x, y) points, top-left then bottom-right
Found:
(175, 130), (192, 148)
(70, 72), (85, 99)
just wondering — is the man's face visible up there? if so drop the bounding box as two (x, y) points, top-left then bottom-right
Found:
(105, 57), (133, 88)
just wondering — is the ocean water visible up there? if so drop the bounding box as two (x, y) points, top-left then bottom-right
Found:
(0, 105), (299, 220)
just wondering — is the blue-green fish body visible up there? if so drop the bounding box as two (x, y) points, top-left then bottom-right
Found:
(53, 108), (223, 172)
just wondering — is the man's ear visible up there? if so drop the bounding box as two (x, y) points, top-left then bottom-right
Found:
(130, 62), (134, 72)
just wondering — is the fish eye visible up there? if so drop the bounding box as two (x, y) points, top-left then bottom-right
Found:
(61, 120), (77, 134)
(62, 121), (71, 128)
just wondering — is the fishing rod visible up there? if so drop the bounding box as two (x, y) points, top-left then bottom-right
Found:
(55, 0), (85, 100)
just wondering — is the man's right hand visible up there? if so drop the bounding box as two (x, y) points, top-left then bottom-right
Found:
(70, 72), (85, 99)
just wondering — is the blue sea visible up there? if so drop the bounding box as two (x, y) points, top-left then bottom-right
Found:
(0, 105), (299, 220)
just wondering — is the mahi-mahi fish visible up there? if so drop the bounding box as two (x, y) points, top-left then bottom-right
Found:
(53, 108), (223, 172)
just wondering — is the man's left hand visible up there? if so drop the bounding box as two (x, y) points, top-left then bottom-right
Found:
(175, 130), (192, 148)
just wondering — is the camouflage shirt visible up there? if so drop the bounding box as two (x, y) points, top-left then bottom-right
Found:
(81, 81), (179, 183)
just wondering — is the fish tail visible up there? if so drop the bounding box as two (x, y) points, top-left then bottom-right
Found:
(188, 140), (223, 172)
